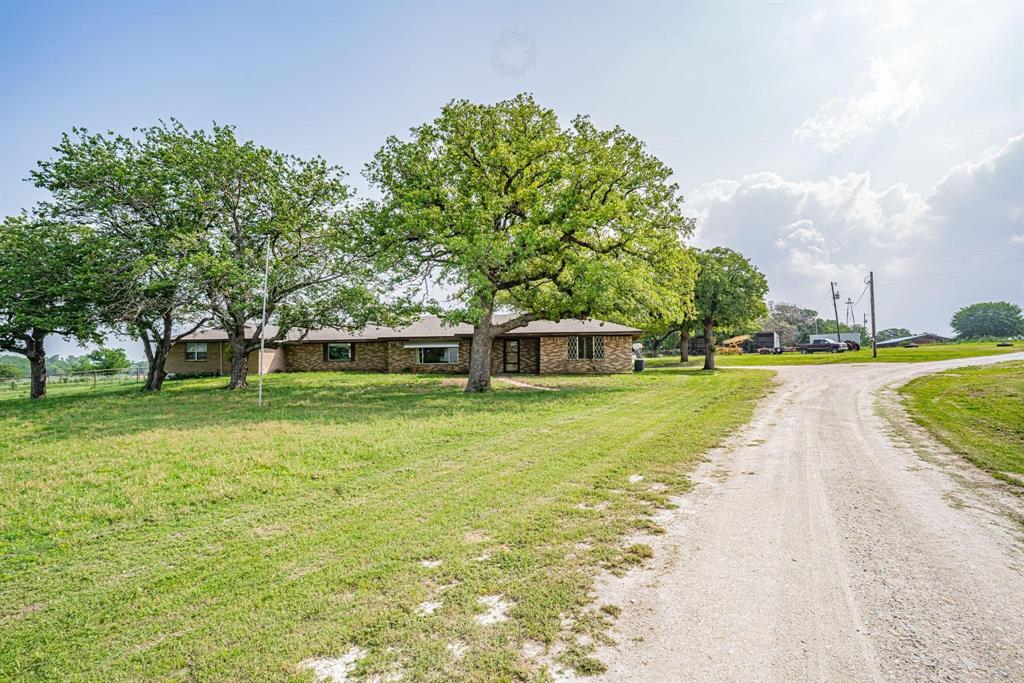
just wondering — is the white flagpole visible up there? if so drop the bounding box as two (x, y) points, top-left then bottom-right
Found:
(258, 240), (270, 407)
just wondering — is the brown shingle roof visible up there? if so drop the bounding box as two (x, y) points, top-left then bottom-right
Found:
(176, 315), (640, 343)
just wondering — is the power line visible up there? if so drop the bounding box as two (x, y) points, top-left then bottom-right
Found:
(897, 244), (1024, 268)
(777, 256), (1021, 311)
(853, 281), (870, 307)
(883, 257), (1023, 286)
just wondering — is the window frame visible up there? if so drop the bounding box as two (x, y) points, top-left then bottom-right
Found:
(416, 346), (459, 365)
(325, 342), (355, 363)
(185, 342), (208, 362)
(566, 336), (605, 360)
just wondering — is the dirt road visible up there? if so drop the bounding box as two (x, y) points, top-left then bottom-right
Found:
(594, 353), (1024, 682)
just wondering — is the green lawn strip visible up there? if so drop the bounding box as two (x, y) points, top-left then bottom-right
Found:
(645, 342), (1020, 367)
(898, 361), (1024, 487)
(0, 369), (770, 681)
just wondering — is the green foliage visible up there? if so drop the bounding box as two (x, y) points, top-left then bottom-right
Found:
(876, 327), (912, 342)
(0, 354), (29, 376)
(32, 121), (410, 389)
(364, 94), (696, 329)
(0, 215), (111, 358)
(639, 328), (680, 356)
(44, 354), (71, 374)
(64, 355), (96, 373)
(86, 347), (132, 370)
(0, 362), (20, 379)
(179, 124), (410, 367)
(760, 302), (818, 346)
(31, 121), (215, 363)
(693, 247), (769, 337)
(950, 301), (1024, 339)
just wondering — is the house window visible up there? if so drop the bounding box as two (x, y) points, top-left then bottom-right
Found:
(567, 336), (604, 360)
(185, 342), (208, 361)
(325, 343), (354, 362)
(417, 346), (458, 364)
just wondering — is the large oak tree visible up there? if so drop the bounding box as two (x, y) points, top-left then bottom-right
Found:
(692, 247), (768, 370)
(365, 94), (695, 392)
(950, 301), (1024, 339)
(0, 215), (110, 399)
(759, 302), (819, 347)
(187, 125), (407, 389)
(32, 122), (214, 391)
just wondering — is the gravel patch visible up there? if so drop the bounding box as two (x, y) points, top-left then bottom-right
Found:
(299, 647), (367, 682)
(475, 594), (514, 625)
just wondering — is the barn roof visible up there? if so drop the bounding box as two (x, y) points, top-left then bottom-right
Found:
(875, 333), (952, 347)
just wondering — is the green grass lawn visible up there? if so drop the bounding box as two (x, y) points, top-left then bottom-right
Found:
(899, 361), (1024, 488)
(0, 367), (771, 682)
(646, 341), (1020, 367)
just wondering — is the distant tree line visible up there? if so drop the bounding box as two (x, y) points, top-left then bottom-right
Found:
(0, 95), (773, 399)
(0, 348), (134, 379)
(950, 302), (1024, 339)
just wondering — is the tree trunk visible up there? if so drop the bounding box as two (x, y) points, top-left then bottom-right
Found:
(702, 321), (715, 370)
(465, 313), (495, 393)
(23, 328), (48, 400)
(227, 334), (250, 389)
(144, 344), (169, 392)
(139, 324), (171, 392)
(29, 353), (46, 400)
(680, 329), (690, 363)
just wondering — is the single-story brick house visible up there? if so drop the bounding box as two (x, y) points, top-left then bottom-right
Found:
(165, 315), (640, 376)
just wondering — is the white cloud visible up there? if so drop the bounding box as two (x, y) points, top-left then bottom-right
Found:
(785, 1), (1020, 157)
(793, 56), (925, 153)
(685, 134), (1024, 333)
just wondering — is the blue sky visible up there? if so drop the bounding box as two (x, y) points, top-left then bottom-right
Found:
(2, 1), (1022, 357)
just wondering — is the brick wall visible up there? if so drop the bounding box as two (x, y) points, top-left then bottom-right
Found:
(538, 335), (633, 374)
(284, 342), (388, 372)
(166, 341), (226, 375)
(165, 342), (288, 378)
(166, 342), (285, 375)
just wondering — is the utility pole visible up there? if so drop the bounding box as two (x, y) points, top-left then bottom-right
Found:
(830, 282), (842, 343)
(258, 240), (271, 408)
(869, 271), (877, 358)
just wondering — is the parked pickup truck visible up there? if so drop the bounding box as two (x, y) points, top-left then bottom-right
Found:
(795, 339), (846, 354)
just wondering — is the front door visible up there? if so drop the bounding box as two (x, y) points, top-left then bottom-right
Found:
(503, 339), (520, 373)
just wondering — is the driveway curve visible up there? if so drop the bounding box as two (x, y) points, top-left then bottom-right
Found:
(594, 353), (1024, 682)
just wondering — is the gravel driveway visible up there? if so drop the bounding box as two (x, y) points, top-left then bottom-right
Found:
(593, 353), (1024, 682)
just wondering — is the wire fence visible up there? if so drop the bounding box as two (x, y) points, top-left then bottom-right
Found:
(0, 365), (150, 394)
